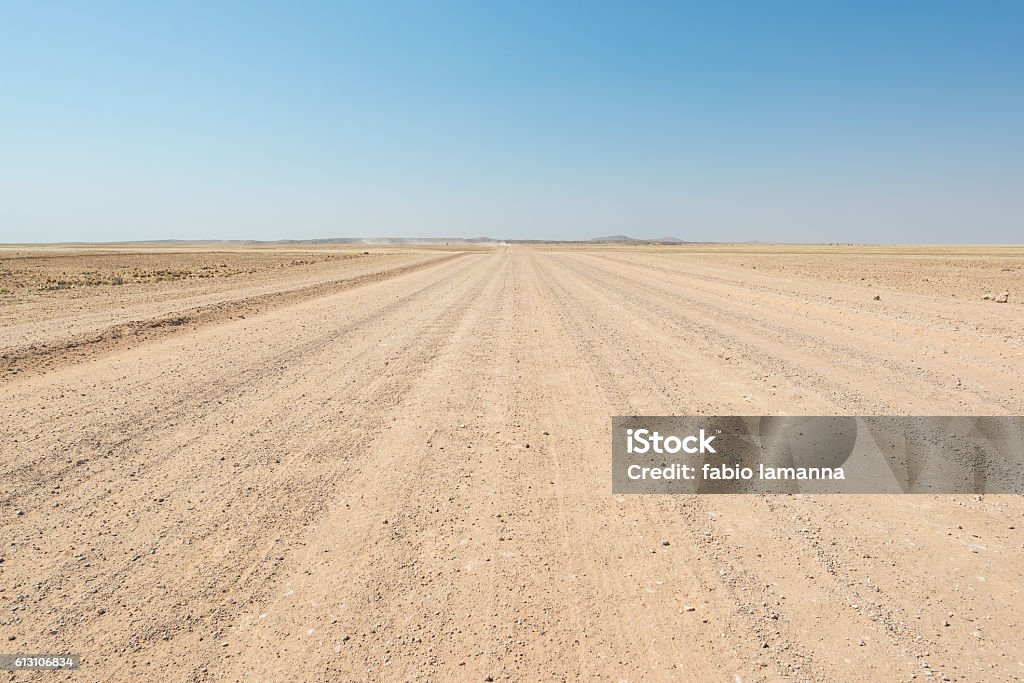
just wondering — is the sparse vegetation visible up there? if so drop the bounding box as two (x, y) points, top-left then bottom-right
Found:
(0, 249), (372, 297)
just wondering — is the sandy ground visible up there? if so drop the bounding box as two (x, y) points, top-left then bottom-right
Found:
(2, 245), (1023, 682)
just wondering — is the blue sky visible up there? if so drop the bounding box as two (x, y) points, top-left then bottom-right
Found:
(1, 1), (1022, 243)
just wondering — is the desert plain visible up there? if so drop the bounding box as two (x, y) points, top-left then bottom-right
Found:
(1, 243), (1023, 682)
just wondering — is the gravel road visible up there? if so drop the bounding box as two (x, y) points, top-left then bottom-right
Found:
(2, 246), (1022, 682)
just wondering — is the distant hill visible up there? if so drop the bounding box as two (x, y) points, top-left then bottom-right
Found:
(588, 235), (638, 242)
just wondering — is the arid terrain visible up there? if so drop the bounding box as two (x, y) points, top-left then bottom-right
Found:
(2, 243), (1023, 682)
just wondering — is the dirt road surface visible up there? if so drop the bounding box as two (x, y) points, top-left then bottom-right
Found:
(2, 245), (1023, 682)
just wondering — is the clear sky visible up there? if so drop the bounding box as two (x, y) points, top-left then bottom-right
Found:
(1, 1), (1022, 243)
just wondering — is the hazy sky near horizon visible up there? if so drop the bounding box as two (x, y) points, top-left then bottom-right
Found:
(1, 1), (1022, 243)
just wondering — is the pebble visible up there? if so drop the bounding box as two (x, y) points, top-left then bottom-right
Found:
(982, 291), (1010, 303)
